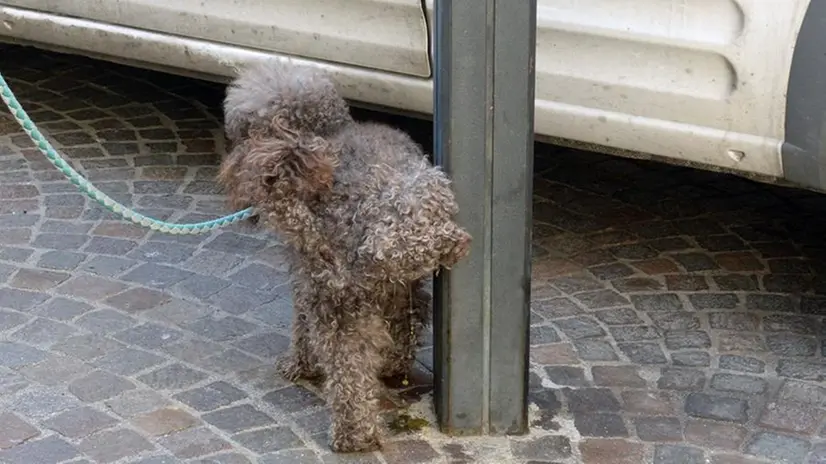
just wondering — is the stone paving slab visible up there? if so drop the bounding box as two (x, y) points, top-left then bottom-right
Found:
(0, 43), (824, 464)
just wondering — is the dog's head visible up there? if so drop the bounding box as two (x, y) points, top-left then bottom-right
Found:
(357, 167), (472, 281)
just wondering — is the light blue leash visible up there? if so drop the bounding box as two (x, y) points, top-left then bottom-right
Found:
(0, 71), (255, 235)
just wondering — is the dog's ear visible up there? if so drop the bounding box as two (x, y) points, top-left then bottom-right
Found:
(217, 124), (339, 210)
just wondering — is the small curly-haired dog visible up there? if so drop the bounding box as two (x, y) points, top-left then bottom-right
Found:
(217, 61), (472, 452)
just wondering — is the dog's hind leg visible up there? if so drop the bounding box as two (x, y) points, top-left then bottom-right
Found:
(277, 286), (322, 381)
(317, 311), (392, 452)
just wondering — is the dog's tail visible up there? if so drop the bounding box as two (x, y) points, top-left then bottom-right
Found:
(223, 60), (353, 142)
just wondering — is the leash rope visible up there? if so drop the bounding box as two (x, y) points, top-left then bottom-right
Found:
(0, 71), (256, 235)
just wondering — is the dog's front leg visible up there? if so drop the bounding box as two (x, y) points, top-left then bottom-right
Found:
(381, 281), (430, 379)
(317, 312), (392, 453)
(277, 311), (321, 381)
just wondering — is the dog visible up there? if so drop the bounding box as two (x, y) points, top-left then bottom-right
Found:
(217, 61), (472, 453)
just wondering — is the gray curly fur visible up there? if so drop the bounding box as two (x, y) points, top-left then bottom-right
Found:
(218, 61), (472, 453)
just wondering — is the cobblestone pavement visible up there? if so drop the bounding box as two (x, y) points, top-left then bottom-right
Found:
(0, 43), (824, 464)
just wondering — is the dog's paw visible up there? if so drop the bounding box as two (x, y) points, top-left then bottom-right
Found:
(329, 432), (382, 453)
(276, 354), (321, 382)
(379, 362), (411, 381)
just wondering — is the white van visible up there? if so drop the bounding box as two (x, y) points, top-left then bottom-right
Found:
(1, 1), (823, 192)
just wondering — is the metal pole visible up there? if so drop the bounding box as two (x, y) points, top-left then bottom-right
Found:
(432, 0), (537, 435)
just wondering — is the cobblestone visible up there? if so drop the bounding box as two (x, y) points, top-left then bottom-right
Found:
(758, 401), (825, 434)
(553, 316), (606, 339)
(41, 406), (119, 438)
(653, 444), (706, 464)
(105, 389), (172, 418)
(683, 419), (748, 451)
(2, 44), (825, 463)
(0, 412), (40, 449)
(685, 393), (750, 423)
(579, 438), (645, 464)
(511, 435), (572, 461)
(157, 427), (232, 459)
(232, 427), (304, 454)
(12, 317), (78, 346)
(658, 368), (707, 391)
(202, 404), (275, 433)
(619, 342), (669, 364)
(745, 432), (811, 463)
(74, 309), (135, 334)
(137, 363), (208, 390)
(0, 341), (47, 367)
(777, 380), (826, 407)
(545, 365), (588, 386)
(719, 355), (766, 374)
(173, 381), (248, 412)
(69, 370), (136, 402)
(672, 351), (711, 367)
(79, 428), (154, 463)
(635, 416), (683, 442)
(37, 251), (86, 271)
(0, 436), (79, 464)
(131, 407), (200, 436)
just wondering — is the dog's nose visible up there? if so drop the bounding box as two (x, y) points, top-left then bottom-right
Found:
(442, 229), (471, 267)
(455, 231), (471, 258)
